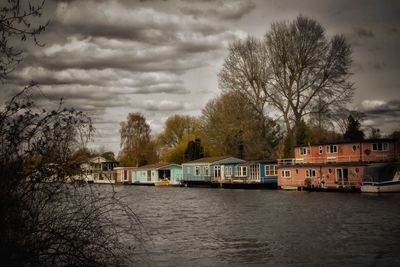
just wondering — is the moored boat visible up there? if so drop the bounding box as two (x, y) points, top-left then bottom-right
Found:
(361, 163), (400, 193)
(155, 178), (170, 186)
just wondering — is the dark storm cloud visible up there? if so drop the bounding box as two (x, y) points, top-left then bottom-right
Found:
(362, 100), (400, 117)
(354, 27), (375, 38)
(180, 1), (256, 21)
(9, 67), (189, 94)
(53, 1), (223, 42)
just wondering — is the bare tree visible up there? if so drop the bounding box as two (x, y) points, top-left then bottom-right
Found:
(219, 16), (354, 145)
(119, 112), (153, 167)
(0, 0), (47, 81)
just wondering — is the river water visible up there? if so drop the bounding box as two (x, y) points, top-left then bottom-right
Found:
(113, 186), (400, 266)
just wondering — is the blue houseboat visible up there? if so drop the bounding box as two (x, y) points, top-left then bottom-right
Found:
(133, 163), (182, 186)
(220, 160), (278, 188)
(181, 156), (245, 187)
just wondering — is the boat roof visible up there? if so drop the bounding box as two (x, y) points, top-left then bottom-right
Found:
(183, 156), (244, 165)
(238, 160), (278, 165)
(136, 163), (179, 170)
(294, 138), (395, 148)
(279, 162), (368, 168)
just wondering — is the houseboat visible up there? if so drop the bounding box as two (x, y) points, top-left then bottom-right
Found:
(132, 163), (182, 186)
(181, 156), (245, 187)
(216, 160), (278, 189)
(114, 167), (136, 184)
(278, 139), (398, 191)
(79, 152), (118, 184)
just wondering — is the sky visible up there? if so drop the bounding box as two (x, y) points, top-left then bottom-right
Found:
(3, 0), (400, 153)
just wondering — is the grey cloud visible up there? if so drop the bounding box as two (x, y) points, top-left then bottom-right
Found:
(387, 27), (398, 34)
(372, 62), (385, 70)
(354, 27), (374, 38)
(53, 1), (223, 42)
(142, 99), (187, 111)
(361, 99), (400, 117)
(180, 1), (256, 21)
(9, 66), (189, 94)
(180, 6), (204, 17)
(20, 33), (234, 75)
(213, 1), (256, 20)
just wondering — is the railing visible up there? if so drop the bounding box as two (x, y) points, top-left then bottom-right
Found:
(278, 153), (398, 165)
(94, 171), (116, 183)
(182, 175), (212, 181)
(212, 177), (261, 184)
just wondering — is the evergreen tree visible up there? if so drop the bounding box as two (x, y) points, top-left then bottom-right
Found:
(296, 120), (312, 146)
(343, 115), (364, 140)
(184, 138), (204, 161)
(282, 132), (294, 158)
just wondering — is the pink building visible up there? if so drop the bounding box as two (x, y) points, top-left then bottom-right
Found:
(278, 139), (398, 190)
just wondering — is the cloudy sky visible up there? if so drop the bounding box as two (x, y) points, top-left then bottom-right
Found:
(4, 0), (400, 153)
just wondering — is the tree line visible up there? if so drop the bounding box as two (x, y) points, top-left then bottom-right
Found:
(118, 15), (398, 166)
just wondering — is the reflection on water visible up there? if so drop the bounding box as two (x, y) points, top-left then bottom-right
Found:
(112, 186), (400, 266)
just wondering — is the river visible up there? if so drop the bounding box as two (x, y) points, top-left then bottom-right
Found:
(112, 185), (400, 266)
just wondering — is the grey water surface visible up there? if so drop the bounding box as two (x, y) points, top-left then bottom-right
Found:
(114, 186), (400, 266)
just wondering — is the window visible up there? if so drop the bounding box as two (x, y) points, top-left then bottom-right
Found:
(305, 169), (317, 178)
(281, 170), (291, 178)
(373, 143), (389, 151)
(326, 145), (338, 153)
(265, 165), (278, 176)
(204, 166), (209, 176)
(300, 147), (308, 155)
(214, 165), (221, 177)
(225, 167), (232, 177)
(236, 166), (248, 177)
(383, 143), (388, 151)
(195, 166), (200, 176)
(352, 145), (357, 152)
(319, 146), (323, 155)
(328, 168), (333, 174)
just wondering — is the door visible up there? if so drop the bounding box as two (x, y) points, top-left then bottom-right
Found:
(336, 168), (349, 186)
(214, 165), (221, 178)
(147, 170), (151, 182)
(250, 164), (260, 180)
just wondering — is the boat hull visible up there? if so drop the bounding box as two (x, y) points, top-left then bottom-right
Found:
(361, 182), (400, 193)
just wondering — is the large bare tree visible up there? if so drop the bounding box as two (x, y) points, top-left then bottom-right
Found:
(219, 16), (354, 145)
